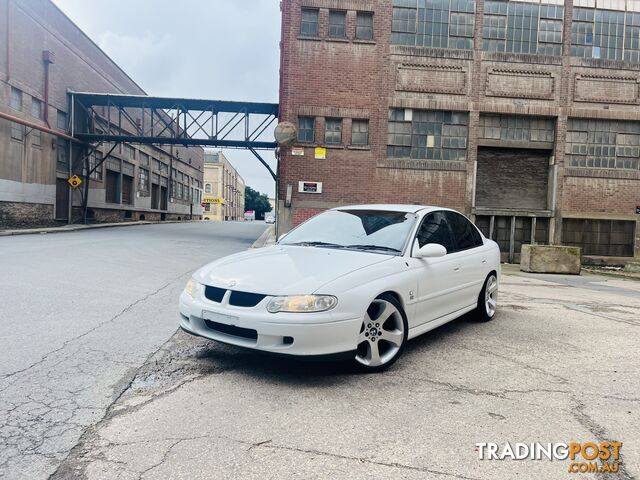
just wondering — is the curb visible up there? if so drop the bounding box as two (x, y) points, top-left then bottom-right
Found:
(0, 220), (199, 237)
(251, 225), (276, 248)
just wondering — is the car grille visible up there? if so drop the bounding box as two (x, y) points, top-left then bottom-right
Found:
(203, 285), (266, 307)
(204, 286), (226, 303)
(229, 290), (266, 307)
(203, 319), (257, 340)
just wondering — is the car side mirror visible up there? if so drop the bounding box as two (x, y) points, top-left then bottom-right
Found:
(415, 243), (447, 258)
(277, 233), (288, 242)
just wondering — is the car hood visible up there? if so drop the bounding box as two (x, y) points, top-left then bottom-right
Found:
(194, 245), (393, 295)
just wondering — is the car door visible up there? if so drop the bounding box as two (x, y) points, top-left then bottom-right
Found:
(408, 211), (461, 327)
(445, 211), (487, 310)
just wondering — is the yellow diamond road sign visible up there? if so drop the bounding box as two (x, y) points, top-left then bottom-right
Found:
(68, 175), (82, 189)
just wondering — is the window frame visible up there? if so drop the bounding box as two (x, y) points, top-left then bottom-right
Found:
(139, 167), (150, 192)
(10, 87), (22, 112)
(324, 118), (343, 145)
(328, 10), (347, 39)
(297, 116), (315, 143)
(355, 11), (374, 40)
(351, 119), (369, 145)
(31, 98), (43, 120)
(300, 8), (319, 37)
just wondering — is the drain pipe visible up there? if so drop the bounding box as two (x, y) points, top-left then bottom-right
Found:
(42, 50), (55, 127)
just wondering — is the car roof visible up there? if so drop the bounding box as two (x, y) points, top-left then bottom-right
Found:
(332, 204), (454, 214)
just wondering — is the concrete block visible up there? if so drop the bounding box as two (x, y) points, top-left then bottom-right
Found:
(520, 244), (581, 275)
(624, 262), (640, 273)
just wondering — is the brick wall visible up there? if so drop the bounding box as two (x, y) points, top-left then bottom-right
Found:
(279, 0), (640, 260)
(0, 201), (55, 228)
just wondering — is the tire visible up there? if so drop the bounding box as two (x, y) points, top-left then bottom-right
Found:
(473, 273), (498, 322)
(353, 293), (408, 373)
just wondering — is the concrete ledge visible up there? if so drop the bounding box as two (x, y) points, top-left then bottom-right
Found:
(0, 220), (197, 237)
(520, 244), (582, 275)
(251, 225), (275, 248)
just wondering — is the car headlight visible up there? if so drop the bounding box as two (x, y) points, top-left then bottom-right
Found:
(184, 278), (200, 298)
(267, 295), (337, 313)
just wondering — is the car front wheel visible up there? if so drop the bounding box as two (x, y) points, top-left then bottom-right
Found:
(354, 293), (408, 372)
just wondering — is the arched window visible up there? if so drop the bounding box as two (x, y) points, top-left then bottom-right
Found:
(205, 183), (212, 193)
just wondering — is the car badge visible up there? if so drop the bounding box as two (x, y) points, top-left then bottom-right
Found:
(228, 280), (237, 288)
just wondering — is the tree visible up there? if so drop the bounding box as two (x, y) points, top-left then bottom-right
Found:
(244, 186), (272, 220)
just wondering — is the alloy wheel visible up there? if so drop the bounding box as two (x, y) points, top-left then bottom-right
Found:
(485, 275), (498, 317)
(355, 299), (405, 368)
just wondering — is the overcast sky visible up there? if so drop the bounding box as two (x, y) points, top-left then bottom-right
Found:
(52, 0), (281, 197)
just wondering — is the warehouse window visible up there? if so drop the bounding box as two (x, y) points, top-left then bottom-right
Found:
(88, 152), (103, 181)
(563, 219), (635, 257)
(297, 116), (315, 143)
(57, 138), (69, 170)
(479, 114), (555, 144)
(139, 168), (149, 192)
(10, 87), (22, 111)
(356, 12), (374, 40)
(31, 130), (41, 148)
(325, 118), (342, 144)
(483, 1), (563, 55)
(31, 98), (43, 120)
(391, 0), (475, 49)
(329, 10), (346, 38)
(566, 119), (640, 170)
(387, 109), (469, 160)
(351, 119), (369, 145)
(57, 110), (68, 131)
(139, 152), (149, 167)
(570, 7), (637, 61)
(301, 8), (319, 36)
(10, 122), (23, 141)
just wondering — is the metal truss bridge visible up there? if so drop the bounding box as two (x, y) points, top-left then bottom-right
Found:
(70, 91), (280, 179)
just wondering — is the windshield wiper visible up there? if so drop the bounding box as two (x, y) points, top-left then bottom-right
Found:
(346, 244), (402, 253)
(288, 241), (346, 249)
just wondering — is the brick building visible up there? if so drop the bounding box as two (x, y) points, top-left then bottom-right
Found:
(278, 0), (640, 264)
(202, 151), (246, 221)
(0, 0), (204, 228)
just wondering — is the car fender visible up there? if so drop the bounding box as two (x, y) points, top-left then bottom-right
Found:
(314, 256), (418, 322)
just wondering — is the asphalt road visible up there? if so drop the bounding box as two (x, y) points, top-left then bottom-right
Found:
(49, 266), (640, 480)
(0, 221), (267, 480)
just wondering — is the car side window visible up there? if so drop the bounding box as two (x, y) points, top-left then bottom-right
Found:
(447, 212), (484, 252)
(416, 212), (455, 253)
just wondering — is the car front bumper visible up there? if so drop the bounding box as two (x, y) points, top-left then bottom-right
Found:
(179, 292), (363, 356)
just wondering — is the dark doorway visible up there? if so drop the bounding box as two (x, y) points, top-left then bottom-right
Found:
(160, 186), (168, 210)
(122, 175), (133, 205)
(55, 178), (69, 221)
(106, 170), (120, 204)
(476, 148), (550, 210)
(151, 183), (160, 209)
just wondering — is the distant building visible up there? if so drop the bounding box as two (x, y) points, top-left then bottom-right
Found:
(202, 151), (245, 221)
(278, 0), (640, 264)
(0, 0), (203, 228)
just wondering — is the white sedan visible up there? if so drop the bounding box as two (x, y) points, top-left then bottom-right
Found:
(180, 205), (500, 372)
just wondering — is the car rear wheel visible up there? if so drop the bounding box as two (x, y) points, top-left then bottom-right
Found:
(354, 294), (408, 372)
(473, 273), (498, 322)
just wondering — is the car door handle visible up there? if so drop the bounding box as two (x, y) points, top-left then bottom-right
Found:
(481, 258), (487, 264)
(453, 265), (461, 272)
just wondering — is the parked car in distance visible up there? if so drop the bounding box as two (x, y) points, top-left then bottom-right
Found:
(180, 205), (500, 372)
(265, 214), (275, 224)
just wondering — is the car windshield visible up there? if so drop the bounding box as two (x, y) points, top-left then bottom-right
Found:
(280, 209), (417, 255)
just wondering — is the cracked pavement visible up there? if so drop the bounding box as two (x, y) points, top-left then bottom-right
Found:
(0, 222), (267, 480)
(45, 265), (640, 480)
